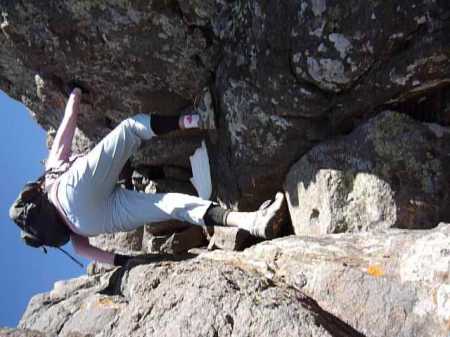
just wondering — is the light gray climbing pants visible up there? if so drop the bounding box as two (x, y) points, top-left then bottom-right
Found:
(57, 114), (212, 237)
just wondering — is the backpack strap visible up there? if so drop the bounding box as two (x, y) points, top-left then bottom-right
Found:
(38, 167), (60, 191)
(41, 176), (85, 269)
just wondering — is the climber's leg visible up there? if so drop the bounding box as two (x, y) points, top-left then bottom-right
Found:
(148, 113), (202, 133)
(179, 87), (216, 130)
(56, 114), (157, 235)
(59, 114), (154, 202)
(102, 188), (284, 239)
(204, 192), (286, 239)
(147, 88), (215, 135)
(103, 189), (213, 233)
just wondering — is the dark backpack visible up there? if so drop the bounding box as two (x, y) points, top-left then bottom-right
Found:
(9, 175), (71, 249)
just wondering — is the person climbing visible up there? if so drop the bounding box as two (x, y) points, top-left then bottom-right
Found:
(9, 86), (285, 267)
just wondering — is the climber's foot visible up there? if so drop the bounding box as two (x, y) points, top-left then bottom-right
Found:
(250, 192), (285, 239)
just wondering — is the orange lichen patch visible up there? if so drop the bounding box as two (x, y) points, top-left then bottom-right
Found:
(96, 297), (122, 309)
(367, 265), (384, 277)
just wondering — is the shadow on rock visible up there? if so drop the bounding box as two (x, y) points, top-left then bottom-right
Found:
(99, 253), (197, 296)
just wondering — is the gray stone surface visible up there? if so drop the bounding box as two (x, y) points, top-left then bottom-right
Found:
(206, 223), (450, 337)
(19, 225), (449, 337)
(2, 2), (450, 336)
(17, 258), (360, 337)
(1, 0), (449, 209)
(286, 111), (450, 235)
(89, 228), (144, 253)
(144, 221), (191, 237)
(146, 226), (205, 255)
(211, 0), (450, 209)
(19, 273), (113, 336)
(204, 226), (252, 251)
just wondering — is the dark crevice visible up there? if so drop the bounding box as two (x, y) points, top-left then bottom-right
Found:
(310, 209), (320, 220)
(118, 159), (134, 190)
(329, 81), (450, 139)
(42, 298), (65, 306)
(96, 25), (107, 45)
(103, 116), (115, 130)
(55, 308), (81, 336)
(196, 25), (215, 49)
(190, 54), (205, 69)
(151, 0), (180, 16)
(225, 314), (234, 333)
(296, 293), (366, 337)
(134, 165), (165, 181)
(379, 85), (450, 125)
(381, 21), (429, 61)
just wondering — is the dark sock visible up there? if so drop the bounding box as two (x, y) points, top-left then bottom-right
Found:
(150, 115), (180, 135)
(203, 205), (231, 227)
(113, 254), (132, 267)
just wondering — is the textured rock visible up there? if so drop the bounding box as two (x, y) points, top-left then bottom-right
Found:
(211, 0), (450, 208)
(1, 0), (449, 208)
(19, 258), (358, 337)
(2, 2), (450, 336)
(204, 226), (252, 251)
(143, 221), (190, 237)
(86, 262), (115, 277)
(89, 228), (144, 253)
(19, 273), (113, 335)
(145, 226), (205, 255)
(19, 224), (449, 337)
(286, 111), (450, 235)
(206, 223), (450, 337)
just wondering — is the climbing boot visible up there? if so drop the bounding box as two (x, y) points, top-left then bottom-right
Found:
(250, 192), (285, 239)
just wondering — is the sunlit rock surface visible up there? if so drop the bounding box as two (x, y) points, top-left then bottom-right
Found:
(1, 1), (449, 336)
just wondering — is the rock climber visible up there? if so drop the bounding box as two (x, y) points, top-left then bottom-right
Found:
(10, 86), (285, 267)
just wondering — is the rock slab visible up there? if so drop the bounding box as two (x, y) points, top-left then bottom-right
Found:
(286, 111), (450, 235)
(18, 224), (449, 337)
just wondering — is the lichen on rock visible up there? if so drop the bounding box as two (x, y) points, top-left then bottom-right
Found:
(286, 111), (450, 235)
(1, 0), (450, 335)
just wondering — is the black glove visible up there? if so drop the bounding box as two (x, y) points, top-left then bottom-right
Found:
(113, 253), (133, 267)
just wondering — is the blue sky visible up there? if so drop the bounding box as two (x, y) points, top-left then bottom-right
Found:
(0, 90), (89, 327)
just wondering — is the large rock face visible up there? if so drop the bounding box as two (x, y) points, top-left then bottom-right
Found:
(1, 0), (449, 208)
(19, 257), (349, 337)
(2, 1), (450, 336)
(207, 223), (450, 337)
(286, 111), (450, 235)
(18, 224), (449, 337)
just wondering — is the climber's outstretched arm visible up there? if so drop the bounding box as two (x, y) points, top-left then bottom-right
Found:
(70, 232), (115, 265)
(46, 88), (81, 169)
